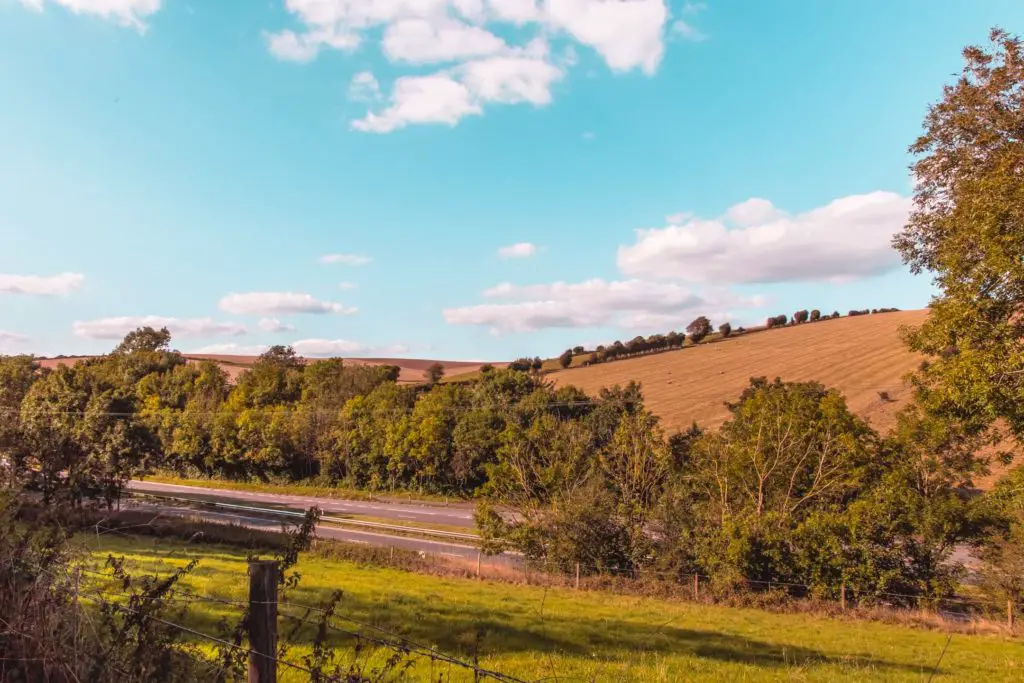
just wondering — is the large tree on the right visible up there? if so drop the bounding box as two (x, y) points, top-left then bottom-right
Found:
(894, 28), (1024, 439)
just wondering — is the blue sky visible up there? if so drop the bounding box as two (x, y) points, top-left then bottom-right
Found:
(1, 0), (1020, 361)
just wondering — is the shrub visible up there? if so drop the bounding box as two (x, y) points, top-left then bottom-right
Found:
(558, 350), (573, 369)
(794, 310), (810, 324)
(718, 322), (732, 338)
(810, 309), (821, 322)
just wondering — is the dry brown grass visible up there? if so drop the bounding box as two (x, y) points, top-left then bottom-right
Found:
(550, 310), (930, 435)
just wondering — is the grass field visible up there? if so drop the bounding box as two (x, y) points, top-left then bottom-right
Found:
(83, 534), (1024, 682)
(549, 310), (928, 435)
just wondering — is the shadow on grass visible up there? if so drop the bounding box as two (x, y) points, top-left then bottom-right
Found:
(173, 590), (935, 677)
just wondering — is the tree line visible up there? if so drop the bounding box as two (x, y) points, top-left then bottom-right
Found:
(0, 324), (1020, 608)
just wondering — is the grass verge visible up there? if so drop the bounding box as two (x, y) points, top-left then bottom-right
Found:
(82, 533), (1024, 682)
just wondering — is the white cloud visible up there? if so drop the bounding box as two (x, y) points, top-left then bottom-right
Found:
(0, 272), (84, 296)
(487, 0), (537, 24)
(542, 0), (667, 74)
(353, 48), (562, 132)
(670, 19), (706, 42)
(617, 191), (912, 284)
(268, 0), (681, 130)
(337, 281), (357, 290)
(318, 253), (372, 266)
(497, 242), (537, 258)
(0, 330), (30, 348)
(724, 197), (784, 227)
(265, 26), (360, 62)
(383, 18), (507, 64)
(665, 211), (693, 224)
(73, 316), (247, 340)
(681, 1), (706, 14)
(258, 318), (297, 333)
(22, 0), (161, 31)
(190, 343), (271, 356)
(219, 292), (357, 316)
(348, 71), (382, 102)
(292, 339), (410, 357)
(352, 73), (480, 132)
(443, 278), (753, 334)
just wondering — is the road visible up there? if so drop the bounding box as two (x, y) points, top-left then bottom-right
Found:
(126, 497), (521, 570)
(127, 479), (476, 528)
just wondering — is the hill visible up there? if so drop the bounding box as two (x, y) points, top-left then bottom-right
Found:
(35, 354), (503, 384)
(549, 310), (929, 435)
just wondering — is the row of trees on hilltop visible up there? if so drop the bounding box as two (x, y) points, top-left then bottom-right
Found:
(557, 306), (903, 370)
(554, 316), (739, 369)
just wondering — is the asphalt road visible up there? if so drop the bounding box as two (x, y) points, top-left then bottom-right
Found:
(127, 480), (476, 528)
(127, 498), (521, 569)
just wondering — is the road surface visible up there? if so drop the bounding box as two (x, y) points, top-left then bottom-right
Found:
(128, 479), (476, 528)
(126, 497), (521, 570)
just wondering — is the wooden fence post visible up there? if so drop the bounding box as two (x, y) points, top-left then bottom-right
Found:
(476, 551), (482, 578)
(692, 573), (699, 601)
(841, 583), (847, 611)
(1009, 600), (1015, 632)
(248, 560), (279, 683)
(575, 562), (580, 590)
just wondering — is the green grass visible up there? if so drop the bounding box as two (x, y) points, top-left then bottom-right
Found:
(83, 535), (1024, 682)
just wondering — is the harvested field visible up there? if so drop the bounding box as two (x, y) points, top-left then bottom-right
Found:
(550, 310), (929, 435)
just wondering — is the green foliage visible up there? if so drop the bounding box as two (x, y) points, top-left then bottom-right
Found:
(423, 362), (445, 385)
(558, 349), (573, 369)
(686, 316), (713, 343)
(114, 326), (172, 355)
(892, 29), (1024, 439)
(718, 322), (732, 338)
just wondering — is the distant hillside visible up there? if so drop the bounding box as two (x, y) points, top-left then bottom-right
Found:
(549, 310), (930, 435)
(35, 354), (504, 384)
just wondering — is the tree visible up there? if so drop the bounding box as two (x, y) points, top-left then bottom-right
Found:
(424, 363), (445, 386)
(718, 322), (732, 338)
(892, 28), (1024, 438)
(558, 349), (573, 369)
(794, 309), (809, 324)
(572, 346), (585, 355)
(686, 316), (712, 344)
(531, 357), (543, 372)
(810, 309), (821, 322)
(114, 326), (171, 355)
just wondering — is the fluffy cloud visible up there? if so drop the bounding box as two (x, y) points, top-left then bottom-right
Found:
(617, 191), (912, 284)
(219, 292), (357, 316)
(383, 18), (507, 64)
(20, 0), (161, 31)
(497, 242), (537, 258)
(194, 339), (408, 357)
(0, 272), (84, 296)
(543, 0), (667, 74)
(352, 74), (481, 132)
(258, 318), (296, 333)
(268, 0), (689, 131)
(0, 331), (29, 348)
(291, 339), (409, 356)
(191, 343), (271, 356)
(73, 316), (247, 340)
(443, 278), (756, 334)
(318, 253), (372, 266)
(353, 46), (562, 132)
(348, 72), (382, 102)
